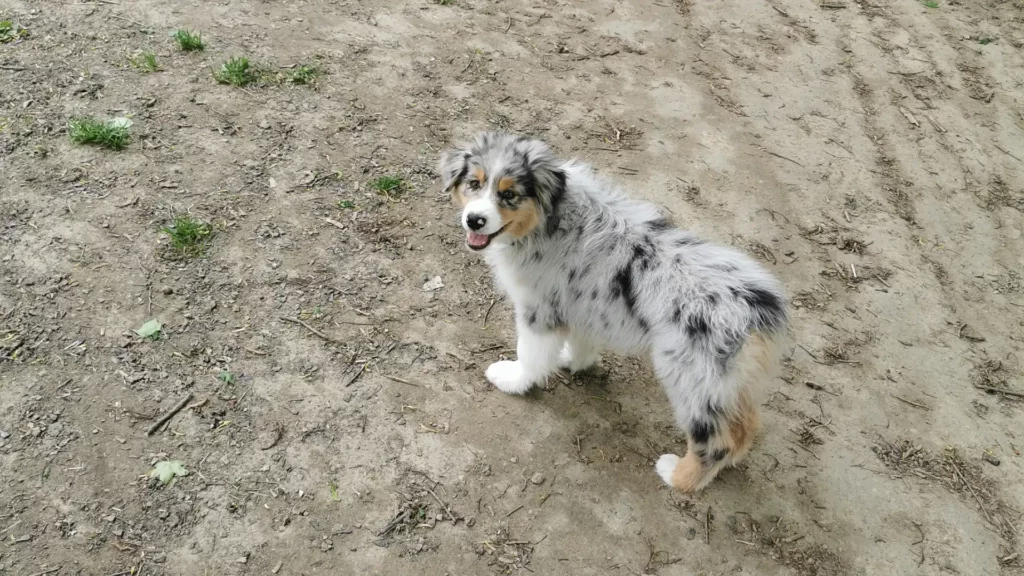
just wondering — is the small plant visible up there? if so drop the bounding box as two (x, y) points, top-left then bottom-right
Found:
(435, 0), (453, 5)
(921, 0), (938, 7)
(68, 117), (131, 150)
(371, 175), (404, 196)
(0, 20), (29, 43)
(290, 64), (320, 85)
(977, 37), (994, 45)
(337, 200), (356, 209)
(161, 215), (212, 258)
(172, 29), (204, 51)
(218, 370), (236, 384)
(129, 50), (160, 72)
(215, 57), (258, 86)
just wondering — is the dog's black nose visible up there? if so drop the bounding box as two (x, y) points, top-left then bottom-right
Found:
(467, 214), (487, 231)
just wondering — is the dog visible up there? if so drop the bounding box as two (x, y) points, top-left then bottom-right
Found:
(439, 132), (788, 492)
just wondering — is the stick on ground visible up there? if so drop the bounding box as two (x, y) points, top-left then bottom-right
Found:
(281, 316), (342, 345)
(147, 393), (194, 436)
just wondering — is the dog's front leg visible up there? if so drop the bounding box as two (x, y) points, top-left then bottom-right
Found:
(486, 317), (563, 395)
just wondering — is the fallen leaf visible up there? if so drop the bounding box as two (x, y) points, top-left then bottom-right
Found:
(136, 319), (162, 338)
(150, 460), (188, 485)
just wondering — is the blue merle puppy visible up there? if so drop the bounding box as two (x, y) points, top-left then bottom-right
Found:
(439, 132), (788, 492)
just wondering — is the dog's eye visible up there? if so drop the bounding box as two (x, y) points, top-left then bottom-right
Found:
(499, 190), (516, 201)
(468, 180), (481, 190)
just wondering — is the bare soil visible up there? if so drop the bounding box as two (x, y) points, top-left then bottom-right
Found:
(2, 0), (1023, 574)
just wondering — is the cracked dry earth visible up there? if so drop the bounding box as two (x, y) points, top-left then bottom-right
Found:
(1, 0), (1023, 574)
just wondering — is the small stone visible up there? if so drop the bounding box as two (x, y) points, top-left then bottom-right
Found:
(162, 286), (173, 295)
(158, 508), (170, 520)
(422, 276), (444, 292)
(0, 430), (9, 439)
(982, 452), (1001, 466)
(272, 562), (283, 574)
(236, 555), (248, 564)
(258, 120), (271, 129)
(530, 472), (546, 485)
(685, 527), (697, 540)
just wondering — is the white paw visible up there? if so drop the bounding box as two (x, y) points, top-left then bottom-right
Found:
(486, 361), (533, 395)
(656, 454), (680, 487)
(558, 343), (599, 373)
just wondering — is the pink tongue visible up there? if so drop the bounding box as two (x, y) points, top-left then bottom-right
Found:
(467, 232), (489, 248)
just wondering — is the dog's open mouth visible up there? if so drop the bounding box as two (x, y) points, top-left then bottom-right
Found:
(466, 225), (507, 250)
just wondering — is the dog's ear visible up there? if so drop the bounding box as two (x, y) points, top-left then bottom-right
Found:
(517, 138), (567, 233)
(438, 146), (470, 193)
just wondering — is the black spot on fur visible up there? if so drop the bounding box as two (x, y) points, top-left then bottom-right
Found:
(580, 263), (592, 277)
(709, 449), (729, 463)
(707, 292), (719, 305)
(571, 287), (583, 301)
(740, 286), (787, 334)
(591, 289), (599, 300)
(691, 420), (715, 444)
(685, 311), (711, 340)
(706, 401), (723, 418)
(568, 268), (578, 283)
(711, 263), (738, 273)
(611, 259), (651, 332)
(646, 218), (672, 232)
(544, 170), (567, 236)
(672, 306), (682, 324)
(675, 236), (704, 247)
(532, 250), (543, 262)
(527, 310), (537, 326)
(449, 160), (469, 191)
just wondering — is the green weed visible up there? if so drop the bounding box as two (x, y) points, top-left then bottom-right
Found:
(68, 117), (131, 150)
(0, 20), (29, 43)
(129, 50), (160, 72)
(371, 176), (404, 196)
(173, 29), (204, 51)
(161, 215), (212, 258)
(290, 64), (321, 85)
(215, 57), (258, 86)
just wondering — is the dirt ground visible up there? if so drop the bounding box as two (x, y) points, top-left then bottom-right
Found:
(2, 0), (1023, 574)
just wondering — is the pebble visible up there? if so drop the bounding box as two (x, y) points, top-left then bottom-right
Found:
(1, 429), (11, 439)
(530, 472), (546, 485)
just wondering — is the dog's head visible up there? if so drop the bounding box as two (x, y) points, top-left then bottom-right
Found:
(439, 132), (566, 251)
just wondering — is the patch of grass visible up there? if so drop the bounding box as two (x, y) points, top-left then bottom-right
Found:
(435, 0), (453, 5)
(68, 117), (131, 150)
(0, 20), (29, 43)
(215, 57), (258, 86)
(290, 64), (321, 85)
(218, 370), (236, 384)
(161, 215), (212, 259)
(921, 0), (938, 7)
(337, 200), (356, 209)
(371, 175), (404, 195)
(172, 29), (204, 51)
(977, 37), (994, 45)
(129, 50), (160, 72)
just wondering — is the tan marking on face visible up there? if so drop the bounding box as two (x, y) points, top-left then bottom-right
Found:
(497, 177), (516, 193)
(497, 197), (541, 239)
(473, 167), (486, 185)
(451, 184), (469, 208)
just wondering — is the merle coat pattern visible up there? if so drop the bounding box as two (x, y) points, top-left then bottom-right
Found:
(440, 132), (788, 492)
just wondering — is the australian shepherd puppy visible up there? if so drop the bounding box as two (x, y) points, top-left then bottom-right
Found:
(439, 132), (788, 492)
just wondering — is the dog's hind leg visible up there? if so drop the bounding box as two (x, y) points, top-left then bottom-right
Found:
(558, 332), (600, 373)
(653, 333), (774, 491)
